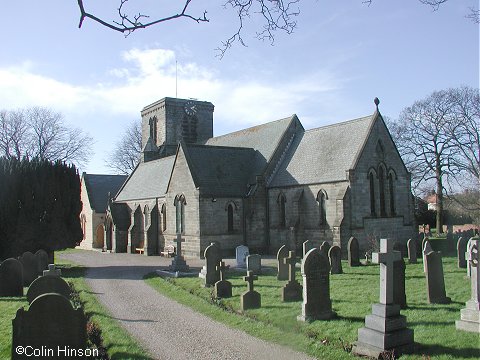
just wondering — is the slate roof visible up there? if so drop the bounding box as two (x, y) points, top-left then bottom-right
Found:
(115, 156), (175, 201)
(269, 114), (376, 187)
(83, 174), (128, 212)
(182, 144), (257, 197)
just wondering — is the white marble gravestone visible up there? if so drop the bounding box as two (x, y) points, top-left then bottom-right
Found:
(236, 245), (249, 268)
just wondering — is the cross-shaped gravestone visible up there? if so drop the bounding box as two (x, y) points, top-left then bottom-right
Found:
(372, 238), (401, 305)
(43, 264), (61, 277)
(282, 251), (302, 302)
(214, 261), (232, 299)
(217, 261), (229, 282)
(175, 233), (185, 256)
(168, 233), (189, 272)
(244, 271), (258, 292)
(284, 251), (297, 282)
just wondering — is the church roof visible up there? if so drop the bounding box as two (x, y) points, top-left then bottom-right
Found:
(115, 156), (175, 201)
(83, 174), (128, 212)
(180, 144), (257, 197)
(269, 114), (376, 187)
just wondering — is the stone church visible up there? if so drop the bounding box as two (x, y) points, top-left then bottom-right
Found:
(106, 97), (415, 258)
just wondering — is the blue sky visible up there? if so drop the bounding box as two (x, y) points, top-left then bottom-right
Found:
(0, 1), (478, 174)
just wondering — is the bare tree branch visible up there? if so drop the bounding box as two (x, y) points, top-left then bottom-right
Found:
(105, 119), (142, 175)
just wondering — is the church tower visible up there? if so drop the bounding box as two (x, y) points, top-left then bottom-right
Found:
(140, 97), (214, 161)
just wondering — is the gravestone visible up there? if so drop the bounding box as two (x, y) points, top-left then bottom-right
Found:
(348, 237), (360, 267)
(235, 245), (249, 268)
(199, 242), (221, 286)
(467, 238), (474, 277)
(320, 241), (331, 257)
(0, 258), (23, 297)
(281, 251), (302, 302)
(423, 240), (433, 273)
(394, 241), (404, 257)
(214, 261), (232, 298)
(394, 258), (407, 309)
(407, 238), (417, 264)
(302, 240), (313, 258)
(12, 293), (87, 360)
(246, 254), (262, 275)
(298, 248), (335, 321)
(35, 249), (49, 275)
(19, 252), (38, 286)
(456, 238), (480, 333)
(277, 245), (289, 280)
(240, 271), (261, 310)
(26, 275), (71, 304)
(457, 237), (467, 268)
(328, 245), (343, 274)
(169, 233), (190, 273)
(425, 250), (451, 304)
(421, 237), (428, 257)
(43, 264), (61, 277)
(353, 238), (414, 358)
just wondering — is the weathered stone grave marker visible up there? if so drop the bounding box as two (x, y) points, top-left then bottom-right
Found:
(214, 261), (232, 298)
(456, 238), (480, 333)
(0, 258), (23, 297)
(35, 249), (49, 275)
(407, 238), (417, 264)
(423, 240), (433, 273)
(467, 238), (474, 277)
(235, 245), (249, 268)
(43, 264), (61, 277)
(26, 275), (71, 304)
(319, 241), (331, 257)
(348, 237), (360, 267)
(281, 251), (302, 302)
(246, 254), (261, 275)
(302, 240), (313, 258)
(199, 242), (221, 286)
(19, 252), (38, 286)
(353, 238), (414, 358)
(425, 250), (451, 304)
(298, 248), (335, 321)
(240, 271), (261, 310)
(277, 245), (289, 280)
(328, 245), (343, 274)
(169, 233), (190, 273)
(457, 237), (467, 268)
(394, 258), (407, 309)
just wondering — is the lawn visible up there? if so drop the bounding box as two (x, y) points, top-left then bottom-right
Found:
(145, 256), (479, 360)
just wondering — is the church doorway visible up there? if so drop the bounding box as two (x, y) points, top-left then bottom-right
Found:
(95, 224), (105, 249)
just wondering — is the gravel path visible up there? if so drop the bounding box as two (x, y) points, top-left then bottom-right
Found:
(60, 250), (315, 360)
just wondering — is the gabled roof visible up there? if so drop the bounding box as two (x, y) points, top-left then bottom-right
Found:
(269, 114), (377, 187)
(115, 156), (175, 201)
(179, 143), (257, 197)
(83, 174), (128, 212)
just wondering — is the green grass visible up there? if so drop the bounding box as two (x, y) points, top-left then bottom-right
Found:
(145, 257), (480, 360)
(0, 256), (153, 360)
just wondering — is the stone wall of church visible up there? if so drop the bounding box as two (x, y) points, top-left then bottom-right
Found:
(244, 180), (269, 254)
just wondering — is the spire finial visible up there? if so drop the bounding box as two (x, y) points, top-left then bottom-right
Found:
(374, 97), (380, 111)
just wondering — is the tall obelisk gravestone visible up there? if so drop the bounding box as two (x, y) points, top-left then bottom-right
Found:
(353, 238), (414, 358)
(456, 238), (480, 333)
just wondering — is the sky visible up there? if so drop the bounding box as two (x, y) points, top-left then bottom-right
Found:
(0, 0), (478, 174)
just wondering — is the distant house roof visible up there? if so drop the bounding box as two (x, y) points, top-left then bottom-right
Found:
(181, 144), (257, 197)
(115, 156), (175, 201)
(269, 114), (376, 187)
(83, 174), (128, 213)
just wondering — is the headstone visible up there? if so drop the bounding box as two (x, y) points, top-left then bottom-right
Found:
(298, 248), (336, 321)
(246, 254), (261, 275)
(199, 242), (221, 286)
(423, 240), (433, 273)
(26, 275), (71, 304)
(277, 245), (289, 280)
(240, 271), (261, 310)
(319, 241), (331, 257)
(328, 245), (343, 274)
(214, 261), (232, 298)
(421, 237), (428, 257)
(348, 237), (360, 267)
(302, 240), (313, 258)
(35, 250), (49, 275)
(12, 293), (87, 360)
(407, 238), (417, 264)
(425, 250), (451, 304)
(457, 237), (468, 268)
(235, 245), (249, 268)
(456, 239), (480, 333)
(169, 233), (190, 273)
(281, 251), (302, 302)
(394, 258), (407, 309)
(0, 258), (23, 297)
(353, 238), (414, 358)
(393, 241), (404, 257)
(467, 238), (474, 277)
(43, 264), (61, 277)
(19, 252), (38, 286)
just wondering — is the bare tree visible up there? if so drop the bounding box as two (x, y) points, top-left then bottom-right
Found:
(0, 107), (94, 168)
(105, 119), (142, 175)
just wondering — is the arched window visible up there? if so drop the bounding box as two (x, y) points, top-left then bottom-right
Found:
(389, 172), (396, 216)
(144, 205), (149, 228)
(149, 116), (157, 143)
(279, 194), (286, 228)
(378, 166), (386, 217)
(175, 195), (186, 234)
(161, 204), (167, 231)
(227, 204), (234, 232)
(369, 172), (376, 216)
(317, 190), (327, 226)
